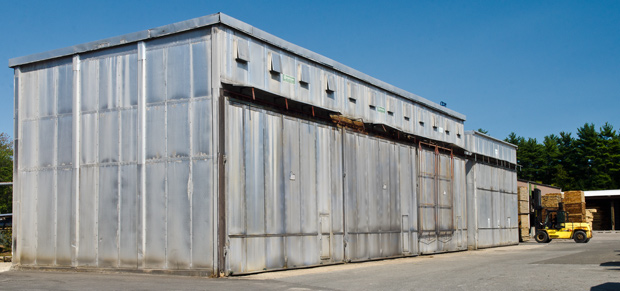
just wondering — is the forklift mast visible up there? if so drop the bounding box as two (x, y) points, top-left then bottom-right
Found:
(532, 189), (543, 230)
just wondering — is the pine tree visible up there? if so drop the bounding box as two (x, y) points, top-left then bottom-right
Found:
(541, 134), (560, 185)
(504, 123), (619, 191)
(598, 123), (620, 189)
(556, 132), (576, 190)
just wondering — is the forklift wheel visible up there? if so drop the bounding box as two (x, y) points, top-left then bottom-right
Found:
(573, 230), (587, 243)
(535, 230), (550, 243)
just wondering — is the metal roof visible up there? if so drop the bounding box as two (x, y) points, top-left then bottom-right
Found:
(584, 190), (620, 197)
(8, 12), (466, 121)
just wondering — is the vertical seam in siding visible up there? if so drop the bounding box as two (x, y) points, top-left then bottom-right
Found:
(72, 55), (81, 267)
(137, 41), (146, 269)
(13, 67), (20, 264)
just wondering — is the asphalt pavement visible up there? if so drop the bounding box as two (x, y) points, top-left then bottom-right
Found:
(1, 232), (618, 290)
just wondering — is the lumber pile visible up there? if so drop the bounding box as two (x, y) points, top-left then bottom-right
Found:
(564, 191), (586, 222)
(517, 186), (530, 242)
(585, 209), (596, 230)
(542, 193), (563, 208)
(541, 191), (588, 223)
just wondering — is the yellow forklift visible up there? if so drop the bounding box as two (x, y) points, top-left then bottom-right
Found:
(531, 189), (592, 243)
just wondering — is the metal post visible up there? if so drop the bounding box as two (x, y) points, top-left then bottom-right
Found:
(137, 41), (146, 268)
(12, 67), (20, 264)
(217, 88), (226, 276)
(612, 200), (616, 231)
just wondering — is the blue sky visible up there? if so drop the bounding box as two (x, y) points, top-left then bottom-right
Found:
(2, 0), (619, 142)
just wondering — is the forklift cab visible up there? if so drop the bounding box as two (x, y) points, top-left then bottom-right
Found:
(544, 210), (566, 230)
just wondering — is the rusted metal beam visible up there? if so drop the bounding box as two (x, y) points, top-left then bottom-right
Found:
(217, 88), (227, 277)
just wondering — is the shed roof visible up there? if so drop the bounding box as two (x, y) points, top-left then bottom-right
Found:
(585, 190), (620, 198)
(8, 12), (465, 121)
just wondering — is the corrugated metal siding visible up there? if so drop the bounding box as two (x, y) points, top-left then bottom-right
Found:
(14, 29), (216, 271)
(11, 14), (520, 276)
(418, 151), (467, 254)
(225, 102), (344, 274)
(464, 131), (516, 164)
(466, 162), (518, 249)
(343, 132), (417, 261)
(221, 29), (465, 148)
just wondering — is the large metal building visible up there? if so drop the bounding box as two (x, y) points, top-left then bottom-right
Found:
(9, 13), (517, 276)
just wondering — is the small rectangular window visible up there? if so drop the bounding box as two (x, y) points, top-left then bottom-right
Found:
(235, 39), (249, 62)
(349, 98), (357, 104)
(326, 75), (336, 93)
(369, 105), (376, 110)
(419, 121), (425, 126)
(269, 52), (282, 74)
(404, 116), (410, 121)
(388, 111), (394, 116)
(299, 64), (310, 84)
(445, 130), (450, 135)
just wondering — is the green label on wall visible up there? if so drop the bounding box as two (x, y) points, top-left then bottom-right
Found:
(283, 74), (295, 84)
(377, 106), (386, 113)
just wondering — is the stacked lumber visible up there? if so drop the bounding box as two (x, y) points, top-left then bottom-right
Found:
(542, 193), (563, 208)
(564, 190), (586, 204)
(564, 191), (586, 222)
(518, 186), (530, 213)
(517, 186), (530, 241)
(585, 209), (596, 230)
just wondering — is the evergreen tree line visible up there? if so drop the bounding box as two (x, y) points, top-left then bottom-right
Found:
(504, 122), (620, 191)
(0, 133), (12, 214)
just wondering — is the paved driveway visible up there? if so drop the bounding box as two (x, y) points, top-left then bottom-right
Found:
(1, 232), (618, 290)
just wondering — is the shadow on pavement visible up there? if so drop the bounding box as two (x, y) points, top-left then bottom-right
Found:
(600, 262), (620, 267)
(591, 282), (620, 291)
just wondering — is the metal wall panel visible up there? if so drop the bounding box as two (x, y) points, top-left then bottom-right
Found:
(221, 28), (465, 148)
(225, 102), (343, 274)
(37, 66), (55, 116)
(166, 160), (191, 269)
(191, 159), (215, 268)
(98, 165), (119, 267)
(57, 116), (73, 166)
(13, 29), (215, 273)
(467, 162), (518, 249)
(38, 118), (56, 168)
(18, 171), (37, 265)
(465, 131), (517, 164)
(418, 147), (467, 254)
(167, 103), (190, 158)
(20, 67), (38, 120)
(119, 164), (138, 268)
(99, 112), (119, 163)
(343, 132), (418, 261)
(78, 166), (98, 266)
(283, 117), (302, 268)
(56, 168), (74, 266)
(21, 120), (38, 170)
(144, 162), (166, 268)
(35, 170), (55, 265)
